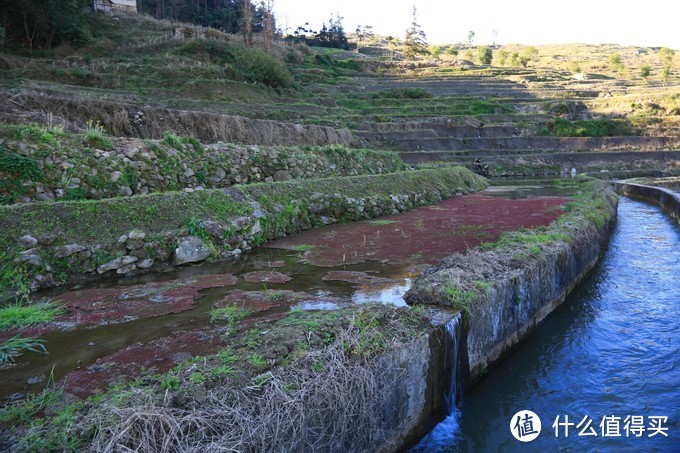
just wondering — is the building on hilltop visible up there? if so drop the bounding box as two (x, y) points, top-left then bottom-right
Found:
(93, 0), (138, 15)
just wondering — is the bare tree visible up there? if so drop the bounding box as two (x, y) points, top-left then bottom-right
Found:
(261, 0), (275, 52)
(242, 0), (253, 48)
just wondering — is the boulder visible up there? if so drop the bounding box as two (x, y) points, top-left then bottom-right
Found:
(97, 255), (138, 274)
(54, 244), (87, 258)
(174, 236), (211, 265)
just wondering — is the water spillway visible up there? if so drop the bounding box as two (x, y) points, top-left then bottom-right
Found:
(414, 197), (680, 450)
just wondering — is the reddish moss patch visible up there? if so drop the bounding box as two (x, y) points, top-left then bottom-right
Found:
(63, 328), (223, 399)
(241, 271), (292, 284)
(269, 194), (567, 266)
(0, 275), (240, 340)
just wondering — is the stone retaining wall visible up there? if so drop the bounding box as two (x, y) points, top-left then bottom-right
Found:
(0, 167), (487, 295)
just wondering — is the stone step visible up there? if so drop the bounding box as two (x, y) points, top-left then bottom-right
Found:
(400, 149), (680, 167)
(394, 136), (680, 152)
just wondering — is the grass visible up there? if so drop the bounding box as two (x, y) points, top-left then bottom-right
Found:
(0, 300), (65, 330)
(0, 336), (48, 365)
(210, 305), (252, 335)
(0, 384), (63, 424)
(443, 281), (477, 318)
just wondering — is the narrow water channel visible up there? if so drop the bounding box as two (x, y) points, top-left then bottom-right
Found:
(414, 197), (680, 451)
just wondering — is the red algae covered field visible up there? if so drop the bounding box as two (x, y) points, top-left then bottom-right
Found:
(1, 189), (571, 400)
(268, 194), (568, 267)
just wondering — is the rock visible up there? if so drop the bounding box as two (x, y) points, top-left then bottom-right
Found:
(250, 220), (263, 236)
(116, 264), (137, 274)
(184, 168), (195, 178)
(18, 235), (38, 248)
(30, 274), (56, 292)
(130, 244), (149, 258)
(203, 220), (225, 239)
(128, 230), (146, 240)
(126, 239), (145, 251)
(274, 170), (292, 181)
(137, 259), (154, 269)
(37, 234), (56, 246)
(215, 167), (227, 179)
(97, 256), (138, 274)
(174, 236), (211, 265)
(232, 216), (252, 231)
(16, 250), (41, 267)
(119, 186), (133, 197)
(111, 171), (122, 182)
(54, 244), (87, 258)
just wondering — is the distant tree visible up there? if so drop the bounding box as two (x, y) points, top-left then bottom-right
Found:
(477, 45), (493, 65)
(386, 36), (400, 61)
(510, 52), (520, 67)
(496, 49), (508, 66)
(355, 24), (374, 52)
(519, 46), (538, 67)
(659, 47), (675, 82)
(568, 60), (582, 74)
(640, 64), (652, 81)
(608, 53), (625, 77)
(467, 30), (475, 47)
(1, 0), (92, 50)
(403, 5), (427, 61)
(659, 47), (675, 66)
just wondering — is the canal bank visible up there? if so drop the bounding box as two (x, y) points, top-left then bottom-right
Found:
(0, 178), (617, 451)
(415, 196), (680, 451)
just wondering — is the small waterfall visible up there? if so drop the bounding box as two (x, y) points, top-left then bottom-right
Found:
(410, 312), (464, 451)
(443, 312), (463, 414)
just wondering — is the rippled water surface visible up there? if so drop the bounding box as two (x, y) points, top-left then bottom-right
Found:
(415, 197), (680, 451)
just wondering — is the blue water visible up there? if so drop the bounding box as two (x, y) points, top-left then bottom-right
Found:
(414, 197), (680, 451)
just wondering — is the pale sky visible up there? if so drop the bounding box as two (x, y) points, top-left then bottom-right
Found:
(275, 0), (680, 49)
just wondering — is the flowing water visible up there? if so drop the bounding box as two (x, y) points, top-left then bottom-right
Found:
(413, 197), (680, 451)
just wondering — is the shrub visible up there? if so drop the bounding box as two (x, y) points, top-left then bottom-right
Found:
(542, 118), (631, 137)
(236, 48), (293, 88)
(476, 45), (493, 65)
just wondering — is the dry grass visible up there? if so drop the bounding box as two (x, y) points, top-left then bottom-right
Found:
(87, 321), (414, 452)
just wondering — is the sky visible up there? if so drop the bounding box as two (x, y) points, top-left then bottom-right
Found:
(274, 0), (680, 50)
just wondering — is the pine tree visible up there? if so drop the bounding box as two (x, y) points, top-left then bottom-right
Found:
(403, 5), (427, 61)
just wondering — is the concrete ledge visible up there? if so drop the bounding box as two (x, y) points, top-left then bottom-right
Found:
(614, 181), (680, 225)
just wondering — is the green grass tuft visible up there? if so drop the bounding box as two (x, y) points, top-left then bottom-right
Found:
(0, 300), (65, 330)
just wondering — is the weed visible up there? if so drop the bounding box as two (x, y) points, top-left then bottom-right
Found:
(249, 353), (267, 368)
(0, 300), (65, 330)
(0, 336), (48, 365)
(160, 375), (180, 390)
(250, 371), (273, 390)
(311, 358), (325, 373)
(189, 372), (206, 386)
(82, 120), (113, 150)
(443, 281), (477, 317)
(210, 305), (251, 335)
(267, 291), (285, 301)
(0, 380), (62, 423)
